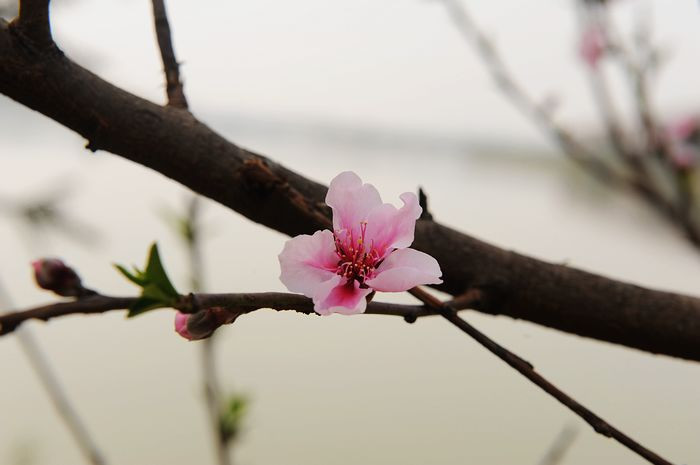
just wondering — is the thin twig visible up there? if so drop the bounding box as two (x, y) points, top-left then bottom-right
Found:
(577, 2), (632, 161)
(407, 286), (675, 465)
(0, 292), (437, 337)
(151, 0), (188, 109)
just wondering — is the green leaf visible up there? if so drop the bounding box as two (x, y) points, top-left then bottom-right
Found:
(115, 242), (180, 318)
(114, 264), (148, 287)
(144, 243), (179, 299)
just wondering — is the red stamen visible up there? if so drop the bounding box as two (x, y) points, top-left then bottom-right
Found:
(333, 222), (379, 286)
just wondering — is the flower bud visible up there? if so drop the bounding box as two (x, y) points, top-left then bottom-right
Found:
(174, 311), (193, 340)
(31, 258), (84, 297)
(174, 307), (240, 341)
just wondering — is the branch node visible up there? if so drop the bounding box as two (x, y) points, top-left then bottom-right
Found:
(403, 311), (418, 324)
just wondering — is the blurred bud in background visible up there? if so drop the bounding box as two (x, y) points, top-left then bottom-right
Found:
(664, 116), (700, 171)
(31, 258), (85, 297)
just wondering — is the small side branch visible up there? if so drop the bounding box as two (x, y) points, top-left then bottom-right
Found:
(0, 292), (437, 336)
(151, 0), (188, 109)
(408, 287), (675, 465)
(12, 0), (52, 47)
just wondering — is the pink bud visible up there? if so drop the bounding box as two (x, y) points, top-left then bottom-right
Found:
(174, 308), (239, 341)
(174, 311), (193, 340)
(31, 258), (84, 297)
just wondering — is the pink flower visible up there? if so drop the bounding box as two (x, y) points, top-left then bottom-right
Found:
(579, 24), (606, 69)
(278, 171), (442, 315)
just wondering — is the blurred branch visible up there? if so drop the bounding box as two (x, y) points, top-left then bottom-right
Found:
(0, 285), (107, 465)
(537, 425), (579, 465)
(0, 183), (100, 247)
(439, 0), (700, 249)
(408, 287), (674, 465)
(438, 0), (616, 182)
(168, 195), (238, 465)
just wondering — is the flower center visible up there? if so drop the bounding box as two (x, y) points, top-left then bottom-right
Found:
(334, 222), (380, 286)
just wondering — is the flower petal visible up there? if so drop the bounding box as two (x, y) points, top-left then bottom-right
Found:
(364, 192), (422, 257)
(326, 171), (382, 235)
(313, 275), (371, 315)
(365, 248), (442, 292)
(279, 229), (338, 297)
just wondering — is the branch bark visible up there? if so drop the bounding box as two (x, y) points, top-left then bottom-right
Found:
(1, 19), (699, 360)
(0, 292), (434, 336)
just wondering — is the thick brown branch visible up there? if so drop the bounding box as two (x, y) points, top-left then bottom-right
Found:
(409, 287), (675, 465)
(0, 293), (434, 336)
(151, 0), (188, 109)
(1, 20), (700, 360)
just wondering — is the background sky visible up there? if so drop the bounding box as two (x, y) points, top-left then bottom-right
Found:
(0, 1), (699, 464)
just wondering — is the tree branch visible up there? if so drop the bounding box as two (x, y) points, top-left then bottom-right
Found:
(408, 287), (675, 465)
(0, 292), (435, 336)
(151, 0), (188, 109)
(1, 18), (700, 360)
(10, 0), (52, 48)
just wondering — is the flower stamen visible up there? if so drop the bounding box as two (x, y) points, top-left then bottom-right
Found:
(333, 222), (379, 286)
